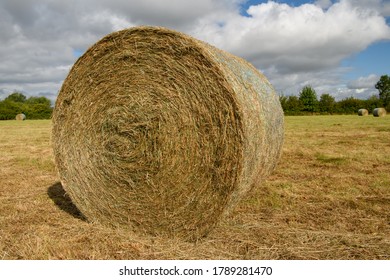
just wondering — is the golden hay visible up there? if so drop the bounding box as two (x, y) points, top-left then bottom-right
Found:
(52, 26), (284, 240)
(358, 109), (368, 116)
(15, 113), (26, 121)
(373, 108), (386, 117)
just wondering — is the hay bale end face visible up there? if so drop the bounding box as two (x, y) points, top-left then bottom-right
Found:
(358, 109), (368, 116)
(373, 108), (386, 117)
(15, 113), (26, 121)
(52, 26), (284, 240)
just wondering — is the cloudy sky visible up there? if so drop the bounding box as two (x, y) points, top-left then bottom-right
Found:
(0, 0), (389, 103)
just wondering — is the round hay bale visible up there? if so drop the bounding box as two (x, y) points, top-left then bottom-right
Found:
(52, 26), (284, 240)
(358, 109), (368, 116)
(15, 113), (26, 121)
(373, 108), (386, 117)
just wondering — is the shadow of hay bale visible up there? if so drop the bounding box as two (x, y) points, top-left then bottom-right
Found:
(47, 182), (87, 221)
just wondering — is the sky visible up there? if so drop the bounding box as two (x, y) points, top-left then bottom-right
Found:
(0, 0), (389, 103)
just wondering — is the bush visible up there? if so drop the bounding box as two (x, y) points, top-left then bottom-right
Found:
(336, 97), (364, 115)
(0, 92), (53, 120)
(281, 90), (384, 116)
(319, 93), (336, 114)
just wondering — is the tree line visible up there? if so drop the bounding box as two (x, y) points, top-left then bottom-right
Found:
(0, 92), (53, 120)
(1, 75), (389, 119)
(280, 75), (390, 115)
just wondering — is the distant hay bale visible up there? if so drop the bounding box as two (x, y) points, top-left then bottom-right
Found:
(52, 26), (284, 240)
(373, 108), (386, 117)
(15, 113), (26, 121)
(358, 109), (368, 116)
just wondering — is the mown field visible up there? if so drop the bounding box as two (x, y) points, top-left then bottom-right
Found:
(0, 115), (389, 259)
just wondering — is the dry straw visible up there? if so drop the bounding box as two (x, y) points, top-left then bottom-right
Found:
(15, 113), (26, 121)
(52, 26), (284, 240)
(358, 109), (368, 116)
(373, 108), (386, 117)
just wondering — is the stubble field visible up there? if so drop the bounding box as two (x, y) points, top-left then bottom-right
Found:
(0, 115), (389, 259)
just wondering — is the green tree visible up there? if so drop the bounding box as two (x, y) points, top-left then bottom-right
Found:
(5, 92), (27, 103)
(336, 97), (364, 114)
(26, 96), (51, 107)
(23, 103), (53, 119)
(319, 93), (336, 114)
(279, 95), (288, 112)
(364, 95), (382, 113)
(0, 100), (24, 119)
(286, 95), (303, 114)
(299, 85), (318, 112)
(0, 93), (52, 119)
(375, 75), (390, 107)
(279, 95), (303, 115)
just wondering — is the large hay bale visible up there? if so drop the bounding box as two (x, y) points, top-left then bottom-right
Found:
(358, 109), (368, 116)
(52, 26), (284, 240)
(15, 113), (26, 121)
(373, 108), (386, 117)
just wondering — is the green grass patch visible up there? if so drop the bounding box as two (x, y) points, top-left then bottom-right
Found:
(315, 153), (347, 165)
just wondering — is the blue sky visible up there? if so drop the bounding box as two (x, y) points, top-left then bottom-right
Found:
(342, 41), (390, 80)
(0, 0), (389, 101)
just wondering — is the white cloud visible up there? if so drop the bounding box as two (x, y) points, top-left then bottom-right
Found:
(315, 0), (333, 9)
(384, 2), (390, 17)
(347, 74), (380, 89)
(193, 0), (390, 70)
(350, 0), (390, 17)
(0, 0), (389, 103)
(191, 0), (390, 97)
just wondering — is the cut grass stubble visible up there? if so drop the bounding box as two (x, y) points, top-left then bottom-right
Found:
(0, 115), (390, 259)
